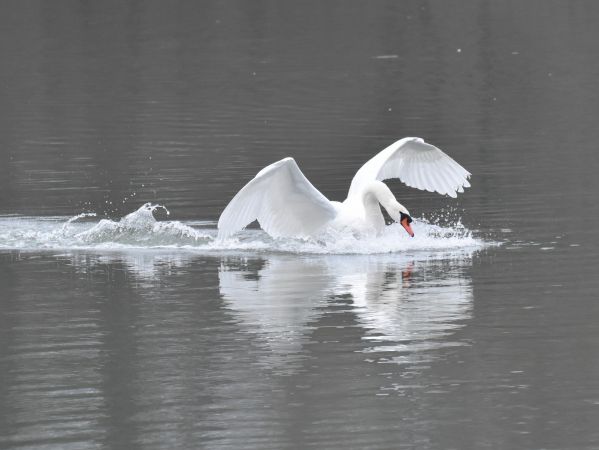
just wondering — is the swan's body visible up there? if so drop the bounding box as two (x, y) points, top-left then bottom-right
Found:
(217, 137), (471, 239)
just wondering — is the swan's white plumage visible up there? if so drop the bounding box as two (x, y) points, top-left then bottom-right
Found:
(347, 137), (471, 199)
(217, 157), (337, 239)
(218, 138), (471, 239)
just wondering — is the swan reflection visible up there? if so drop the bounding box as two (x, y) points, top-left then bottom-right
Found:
(219, 251), (474, 372)
(63, 248), (473, 373)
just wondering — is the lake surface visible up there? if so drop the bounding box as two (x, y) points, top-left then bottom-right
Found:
(2, 1), (599, 449)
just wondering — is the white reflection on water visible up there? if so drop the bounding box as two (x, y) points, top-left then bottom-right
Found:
(58, 247), (473, 376)
(65, 250), (194, 282)
(61, 248), (473, 369)
(219, 251), (474, 373)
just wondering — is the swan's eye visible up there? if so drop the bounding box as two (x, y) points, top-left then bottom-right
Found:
(400, 212), (412, 224)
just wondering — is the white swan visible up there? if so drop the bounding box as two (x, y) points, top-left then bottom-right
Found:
(218, 137), (471, 239)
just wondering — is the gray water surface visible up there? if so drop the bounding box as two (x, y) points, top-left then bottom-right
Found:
(2, 1), (599, 449)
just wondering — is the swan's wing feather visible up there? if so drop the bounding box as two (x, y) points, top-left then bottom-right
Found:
(218, 157), (337, 238)
(348, 138), (471, 198)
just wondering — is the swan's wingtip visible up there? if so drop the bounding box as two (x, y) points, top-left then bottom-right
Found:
(256, 157), (296, 177)
(393, 136), (425, 147)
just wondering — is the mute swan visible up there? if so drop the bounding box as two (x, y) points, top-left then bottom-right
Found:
(218, 137), (471, 239)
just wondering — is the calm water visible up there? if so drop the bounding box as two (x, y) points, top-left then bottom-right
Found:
(2, 1), (599, 449)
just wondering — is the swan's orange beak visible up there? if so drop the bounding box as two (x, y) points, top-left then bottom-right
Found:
(401, 216), (414, 237)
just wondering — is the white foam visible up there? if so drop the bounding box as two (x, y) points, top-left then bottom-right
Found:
(0, 203), (485, 255)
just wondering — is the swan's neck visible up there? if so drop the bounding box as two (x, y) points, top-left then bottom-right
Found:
(362, 181), (410, 233)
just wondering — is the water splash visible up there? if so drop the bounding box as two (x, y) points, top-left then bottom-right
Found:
(60, 212), (97, 234)
(0, 203), (485, 254)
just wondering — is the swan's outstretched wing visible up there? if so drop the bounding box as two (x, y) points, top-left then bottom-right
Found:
(348, 137), (471, 199)
(218, 157), (337, 238)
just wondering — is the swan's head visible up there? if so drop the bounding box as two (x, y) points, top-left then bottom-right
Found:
(369, 181), (415, 237)
(399, 212), (414, 237)
(387, 203), (414, 237)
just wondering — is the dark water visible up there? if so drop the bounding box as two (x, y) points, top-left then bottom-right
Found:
(2, 1), (599, 449)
